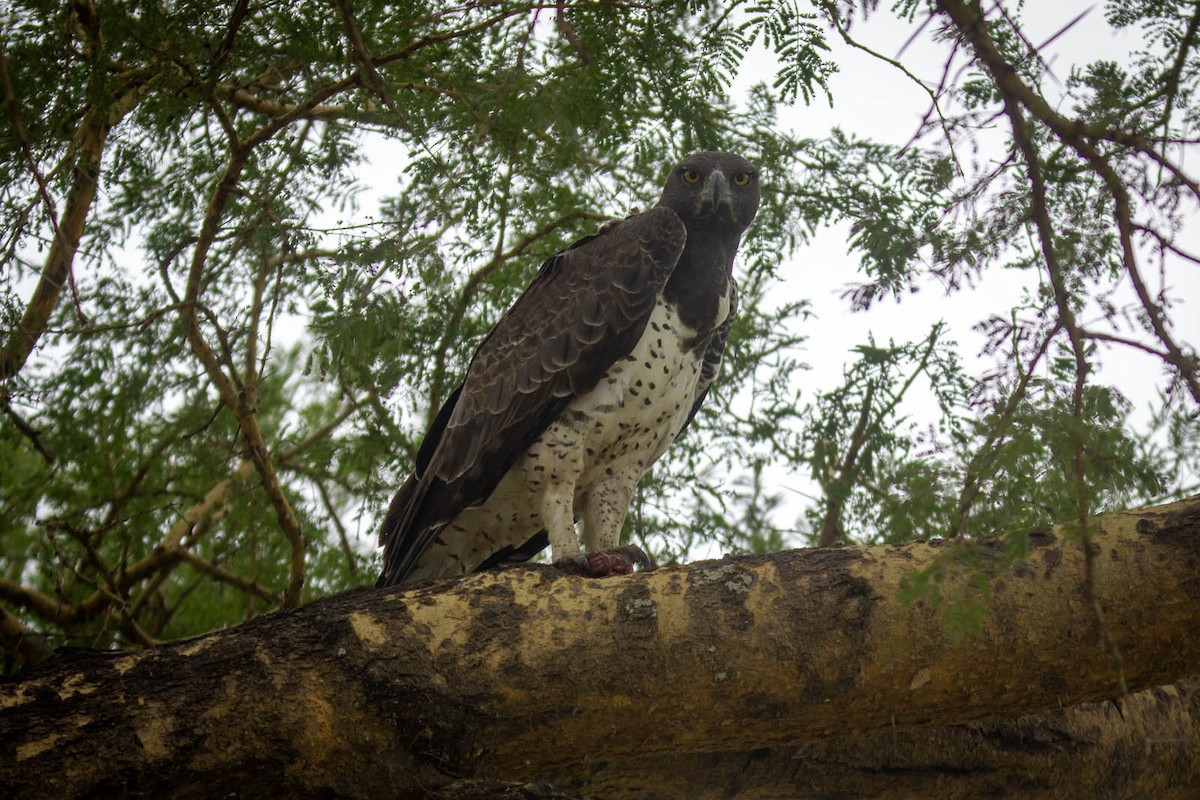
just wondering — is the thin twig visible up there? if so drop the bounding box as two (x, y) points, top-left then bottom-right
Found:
(0, 387), (55, 464)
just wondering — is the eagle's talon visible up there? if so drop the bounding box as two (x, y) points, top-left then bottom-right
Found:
(587, 551), (635, 577)
(615, 544), (656, 572)
(555, 546), (655, 578)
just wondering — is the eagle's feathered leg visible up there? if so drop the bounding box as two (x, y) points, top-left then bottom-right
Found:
(565, 474), (655, 577)
(531, 419), (587, 569)
(575, 471), (642, 575)
(579, 470), (638, 553)
(530, 423), (657, 578)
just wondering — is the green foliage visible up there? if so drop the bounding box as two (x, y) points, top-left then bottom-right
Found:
(1, 0), (1198, 662)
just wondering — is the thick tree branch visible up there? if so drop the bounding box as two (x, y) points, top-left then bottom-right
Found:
(562, 677), (1200, 800)
(2, 495), (1198, 798)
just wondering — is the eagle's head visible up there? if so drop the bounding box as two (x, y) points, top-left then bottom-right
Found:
(658, 151), (760, 234)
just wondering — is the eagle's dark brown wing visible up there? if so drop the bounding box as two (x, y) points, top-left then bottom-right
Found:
(376, 206), (686, 586)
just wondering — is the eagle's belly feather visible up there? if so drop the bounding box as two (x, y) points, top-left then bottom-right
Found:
(573, 302), (702, 479)
(409, 299), (708, 579)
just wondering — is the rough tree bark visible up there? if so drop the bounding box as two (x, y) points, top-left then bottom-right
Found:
(2, 496), (1199, 799)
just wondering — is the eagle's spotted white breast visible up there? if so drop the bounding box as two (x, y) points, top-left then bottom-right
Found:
(404, 293), (726, 582)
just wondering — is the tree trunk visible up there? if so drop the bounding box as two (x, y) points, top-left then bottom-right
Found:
(2, 496), (1199, 798)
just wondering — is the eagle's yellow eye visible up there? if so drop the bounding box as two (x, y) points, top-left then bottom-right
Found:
(733, 171), (751, 187)
(681, 168), (701, 184)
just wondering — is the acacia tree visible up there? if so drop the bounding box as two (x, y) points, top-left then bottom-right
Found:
(2, 0), (1200, 795)
(0, 0), (829, 656)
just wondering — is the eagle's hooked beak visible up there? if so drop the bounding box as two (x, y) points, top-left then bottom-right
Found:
(695, 170), (735, 220)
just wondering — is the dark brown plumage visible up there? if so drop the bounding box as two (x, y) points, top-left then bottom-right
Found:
(377, 152), (760, 587)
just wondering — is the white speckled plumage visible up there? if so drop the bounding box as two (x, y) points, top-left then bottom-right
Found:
(403, 293), (729, 582)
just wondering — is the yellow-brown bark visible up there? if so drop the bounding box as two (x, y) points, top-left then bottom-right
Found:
(1, 496), (1198, 798)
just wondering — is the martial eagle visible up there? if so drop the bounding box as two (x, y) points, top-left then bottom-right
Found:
(376, 152), (760, 587)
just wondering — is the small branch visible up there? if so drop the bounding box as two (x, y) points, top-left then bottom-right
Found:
(817, 1), (958, 166)
(0, 580), (75, 628)
(0, 37), (115, 380)
(264, 247), (339, 269)
(1133, 223), (1200, 268)
(935, 0), (1200, 406)
(282, 460), (359, 496)
(178, 111), (307, 608)
(313, 479), (359, 577)
(817, 382), (875, 547)
(243, 257), (269, 412)
(340, 353), (411, 460)
(333, 0), (397, 111)
(174, 550), (281, 603)
(215, 85), (349, 120)
(554, 0), (592, 65)
(938, 0), (1131, 729)
(948, 315), (1059, 538)
(241, 75), (361, 152)
(1, 461), (258, 630)
(278, 403), (360, 464)
(375, 3), (543, 67)
(162, 460), (257, 552)
(209, 0), (251, 72)
(0, 43), (62, 242)
(1155, 1), (1200, 168)
(125, 567), (171, 624)
(0, 387), (54, 464)
(115, 610), (160, 648)
(1080, 330), (1171, 361)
